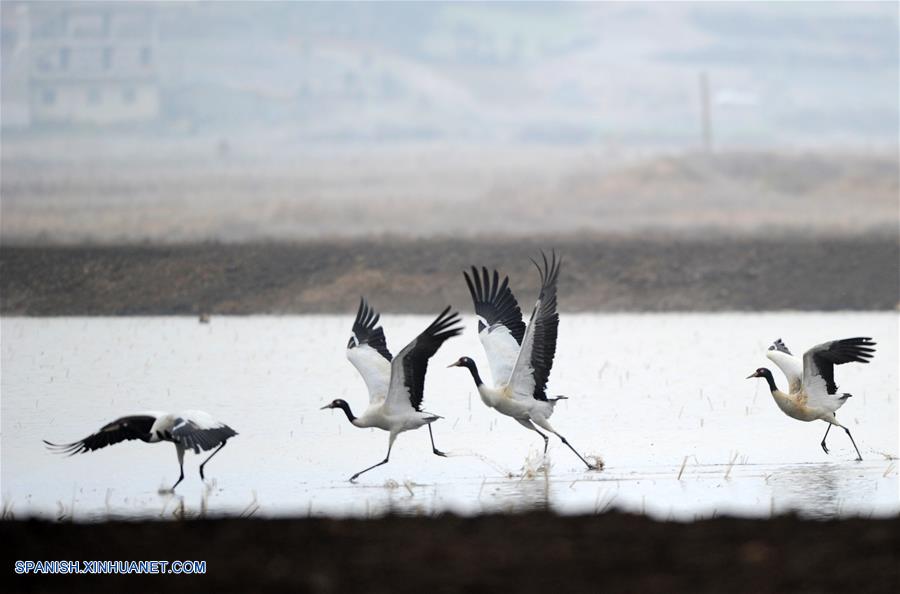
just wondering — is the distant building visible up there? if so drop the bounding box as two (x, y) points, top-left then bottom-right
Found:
(5, 1), (160, 127)
(1, 2), (31, 128)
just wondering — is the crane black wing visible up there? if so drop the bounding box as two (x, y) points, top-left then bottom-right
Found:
(802, 337), (876, 396)
(464, 266), (527, 385)
(44, 414), (158, 456)
(386, 307), (463, 412)
(464, 266), (526, 343)
(509, 251), (561, 402)
(172, 413), (238, 454)
(347, 298), (393, 402)
(348, 297), (392, 361)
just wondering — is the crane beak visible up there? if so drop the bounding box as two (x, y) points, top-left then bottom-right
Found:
(746, 372), (757, 379)
(320, 404), (332, 410)
(447, 361), (460, 368)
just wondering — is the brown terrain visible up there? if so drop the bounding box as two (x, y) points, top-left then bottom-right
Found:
(3, 512), (899, 593)
(1, 236), (897, 315)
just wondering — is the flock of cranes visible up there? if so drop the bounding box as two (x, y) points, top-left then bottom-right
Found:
(45, 251), (877, 489)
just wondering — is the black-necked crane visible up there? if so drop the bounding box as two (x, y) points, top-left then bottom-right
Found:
(44, 410), (237, 491)
(449, 251), (598, 471)
(322, 300), (462, 482)
(748, 337), (876, 461)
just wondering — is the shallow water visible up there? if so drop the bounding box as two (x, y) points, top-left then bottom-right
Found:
(2, 313), (897, 521)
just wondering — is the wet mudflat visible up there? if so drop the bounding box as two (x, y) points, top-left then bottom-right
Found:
(2, 313), (896, 522)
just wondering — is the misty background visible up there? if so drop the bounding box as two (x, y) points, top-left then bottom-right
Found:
(1, 1), (898, 242)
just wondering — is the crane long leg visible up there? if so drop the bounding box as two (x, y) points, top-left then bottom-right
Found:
(350, 434), (396, 482)
(515, 418), (549, 454)
(427, 425), (447, 457)
(171, 445), (186, 491)
(199, 440), (228, 480)
(820, 424), (832, 454)
(553, 431), (597, 470)
(840, 425), (863, 461)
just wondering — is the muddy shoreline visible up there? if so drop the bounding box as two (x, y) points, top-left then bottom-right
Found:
(3, 512), (899, 593)
(1, 236), (897, 315)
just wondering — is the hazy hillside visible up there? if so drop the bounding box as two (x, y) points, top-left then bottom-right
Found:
(2, 2), (896, 244)
(2, 1), (897, 149)
(1, 149), (896, 244)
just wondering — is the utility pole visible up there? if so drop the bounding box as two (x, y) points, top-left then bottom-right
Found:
(699, 71), (712, 153)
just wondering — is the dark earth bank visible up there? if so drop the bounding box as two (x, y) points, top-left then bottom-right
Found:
(1, 236), (897, 315)
(3, 512), (899, 593)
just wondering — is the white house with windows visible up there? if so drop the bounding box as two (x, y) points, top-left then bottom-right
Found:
(20, 2), (160, 125)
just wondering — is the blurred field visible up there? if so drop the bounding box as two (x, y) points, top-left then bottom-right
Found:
(1, 148), (897, 243)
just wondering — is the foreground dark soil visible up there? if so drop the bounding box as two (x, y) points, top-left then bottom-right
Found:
(1, 236), (897, 314)
(3, 512), (899, 593)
